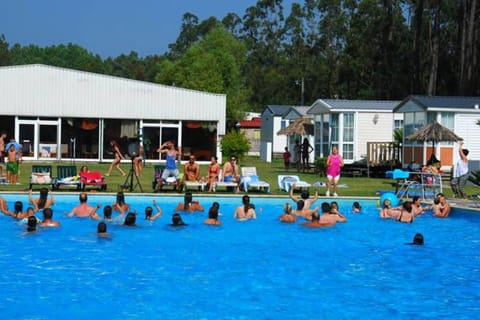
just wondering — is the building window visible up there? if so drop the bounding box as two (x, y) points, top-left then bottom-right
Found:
(342, 113), (354, 161)
(394, 119), (403, 130)
(281, 120), (287, 129)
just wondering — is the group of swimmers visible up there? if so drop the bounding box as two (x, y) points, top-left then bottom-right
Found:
(0, 185), (449, 236)
(380, 193), (451, 223)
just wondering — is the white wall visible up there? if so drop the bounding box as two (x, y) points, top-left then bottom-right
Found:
(356, 112), (395, 160)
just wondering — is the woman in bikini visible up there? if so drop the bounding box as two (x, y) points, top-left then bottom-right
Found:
(105, 140), (126, 177)
(397, 201), (414, 223)
(207, 156), (220, 192)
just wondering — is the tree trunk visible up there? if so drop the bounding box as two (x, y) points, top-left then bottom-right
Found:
(413, 0), (424, 94)
(427, 0), (441, 95)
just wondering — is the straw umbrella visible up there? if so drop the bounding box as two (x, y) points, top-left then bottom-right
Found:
(406, 120), (463, 164)
(276, 117), (314, 136)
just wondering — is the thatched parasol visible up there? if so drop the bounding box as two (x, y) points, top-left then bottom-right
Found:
(406, 120), (462, 144)
(277, 117), (314, 136)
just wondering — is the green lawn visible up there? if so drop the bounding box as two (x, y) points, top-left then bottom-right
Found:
(0, 157), (475, 197)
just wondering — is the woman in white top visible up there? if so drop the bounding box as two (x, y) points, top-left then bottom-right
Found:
(450, 141), (469, 199)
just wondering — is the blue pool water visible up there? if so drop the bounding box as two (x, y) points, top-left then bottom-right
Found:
(0, 193), (479, 319)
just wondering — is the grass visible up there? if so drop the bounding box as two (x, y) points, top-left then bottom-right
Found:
(0, 157), (476, 198)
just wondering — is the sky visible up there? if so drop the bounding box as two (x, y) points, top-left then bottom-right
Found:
(2, 0), (294, 59)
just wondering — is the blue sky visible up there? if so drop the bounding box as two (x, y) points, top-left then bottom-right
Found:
(2, 0), (294, 59)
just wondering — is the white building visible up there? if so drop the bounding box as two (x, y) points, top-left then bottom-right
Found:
(307, 99), (402, 164)
(0, 64), (226, 162)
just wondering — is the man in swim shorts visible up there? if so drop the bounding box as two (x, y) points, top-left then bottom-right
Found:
(66, 192), (102, 219)
(222, 156), (240, 186)
(6, 144), (20, 184)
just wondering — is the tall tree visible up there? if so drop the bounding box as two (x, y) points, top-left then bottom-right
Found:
(156, 26), (251, 128)
(0, 34), (10, 66)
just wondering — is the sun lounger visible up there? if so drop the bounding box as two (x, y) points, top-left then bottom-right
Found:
(30, 165), (55, 190)
(80, 171), (107, 191)
(184, 180), (207, 192)
(152, 165), (180, 192)
(213, 169), (238, 192)
(278, 175), (311, 193)
(54, 165), (82, 190)
(240, 167), (270, 193)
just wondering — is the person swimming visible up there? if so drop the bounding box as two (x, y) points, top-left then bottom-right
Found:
(171, 213), (187, 226)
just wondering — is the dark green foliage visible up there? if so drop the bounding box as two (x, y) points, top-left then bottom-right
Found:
(220, 130), (250, 161)
(467, 170), (480, 187)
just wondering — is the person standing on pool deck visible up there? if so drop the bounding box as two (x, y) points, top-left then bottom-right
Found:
(289, 183), (318, 210)
(66, 192), (102, 219)
(325, 145), (344, 197)
(234, 195), (257, 220)
(105, 140), (126, 177)
(6, 143), (21, 185)
(451, 140), (469, 199)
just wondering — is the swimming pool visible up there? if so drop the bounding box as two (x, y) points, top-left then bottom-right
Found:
(0, 193), (479, 319)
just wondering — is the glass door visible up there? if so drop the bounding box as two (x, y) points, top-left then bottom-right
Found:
(19, 123), (35, 158)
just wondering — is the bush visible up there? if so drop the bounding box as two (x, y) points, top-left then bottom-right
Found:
(315, 157), (327, 175)
(220, 130), (250, 160)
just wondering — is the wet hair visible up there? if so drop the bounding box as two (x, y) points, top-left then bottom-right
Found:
(27, 216), (37, 232)
(242, 195), (250, 214)
(208, 206), (219, 220)
(42, 207), (53, 220)
(79, 193), (88, 203)
(26, 207), (35, 215)
(412, 233), (424, 245)
(172, 213), (185, 226)
(301, 190), (310, 200)
(212, 202), (219, 209)
(433, 198), (440, 205)
(145, 206), (153, 219)
(103, 205), (113, 219)
(284, 203), (292, 214)
(124, 212), (136, 226)
(382, 199), (391, 208)
(116, 192), (125, 205)
(412, 196), (420, 203)
(403, 201), (413, 213)
(353, 202), (361, 210)
(97, 222), (107, 233)
(330, 201), (339, 210)
(14, 201), (23, 214)
(184, 192), (193, 210)
(311, 211), (320, 222)
(296, 200), (305, 211)
(38, 188), (49, 209)
(321, 202), (331, 214)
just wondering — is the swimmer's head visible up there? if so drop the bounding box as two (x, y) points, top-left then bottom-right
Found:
(97, 222), (107, 233)
(412, 233), (424, 245)
(116, 192), (125, 203)
(172, 213), (184, 226)
(39, 188), (49, 199)
(79, 192), (88, 203)
(301, 190), (310, 200)
(284, 203), (292, 214)
(208, 206), (219, 220)
(27, 216), (37, 232)
(124, 212), (136, 226)
(311, 211), (320, 222)
(145, 206), (153, 219)
(42, 207), (53, 220)
(14, 201), (23, 213)
(321, 202), (331, 214)
(103, 205), (112, 219)
(353, 202), (361, 210)
(184, 192), (193, 203)
(297, 200), (305, 210)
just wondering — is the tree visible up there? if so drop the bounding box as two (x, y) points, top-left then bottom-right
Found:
(0, 34), (10, 66)
(156, 25), (250, 129)
(220, 130), (250, 160)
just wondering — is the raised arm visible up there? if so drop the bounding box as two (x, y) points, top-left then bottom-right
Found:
(89, 204), (102, 220)
(289, 183), (299, 202)
(150, 200), (163, 220)
(458, 141), (467, 161)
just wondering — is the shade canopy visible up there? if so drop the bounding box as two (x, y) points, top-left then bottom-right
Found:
(277, 117), (314, 136)
(406, 121), (462, 143)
